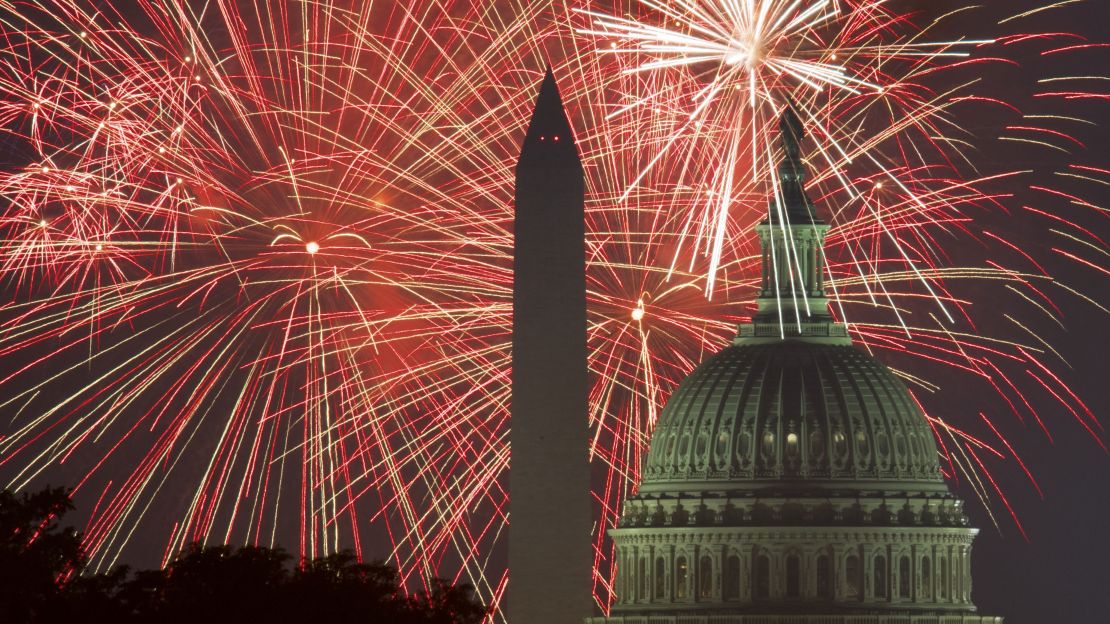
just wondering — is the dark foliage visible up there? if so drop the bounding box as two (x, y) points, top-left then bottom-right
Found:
(0, 487), (487, 624)
(0, 486), (84, 622)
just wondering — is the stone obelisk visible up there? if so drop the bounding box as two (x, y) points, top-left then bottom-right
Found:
(509, 67), (591, 623)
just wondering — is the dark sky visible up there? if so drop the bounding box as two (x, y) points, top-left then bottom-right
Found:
(896, 2), (1110, 621)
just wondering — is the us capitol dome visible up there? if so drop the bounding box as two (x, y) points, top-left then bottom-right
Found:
(586, 109), (1001, 624)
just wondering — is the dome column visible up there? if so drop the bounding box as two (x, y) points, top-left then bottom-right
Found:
(665, 544), (675, 603)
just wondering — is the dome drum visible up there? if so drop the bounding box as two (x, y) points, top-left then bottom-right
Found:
(604, 526), (983, 614)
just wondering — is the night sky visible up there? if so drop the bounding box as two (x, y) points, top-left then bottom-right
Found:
(0, 1), (1108, 622)
(901, 2), (1110, 621)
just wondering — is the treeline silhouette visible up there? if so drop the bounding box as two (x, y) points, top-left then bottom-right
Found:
(1, 486), (488, 623)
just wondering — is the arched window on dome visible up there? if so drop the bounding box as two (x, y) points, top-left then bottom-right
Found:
(785, 432), (799, 459)
(855, 430), (869, 456)
(761, 431), (776, 460)
(698, 555), (713, 599)
(694, 433), (709, 466)
(655, 556), (666, 599)
(723, 554), (741, 600)
(874, 555), (888, 599)
(809, 429), (825, 460)
(899, 555), (911, 599)
(833, 430), (848, 458)
(675, 555), (688, 599)
(785, 554), (801, 598)
(715, 430), (730, 460)
(754, 554), (771, 599)
(846, 555), (861, 600)
(922, 557), (933, 600)
(816, 554), (831, 599)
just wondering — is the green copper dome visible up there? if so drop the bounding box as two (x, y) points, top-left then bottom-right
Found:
(640, 341), (947, 496)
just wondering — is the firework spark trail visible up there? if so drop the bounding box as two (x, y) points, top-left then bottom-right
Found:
(0, 0), (1106, 617)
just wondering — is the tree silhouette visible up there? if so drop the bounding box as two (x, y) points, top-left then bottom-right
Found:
(0, 487), (488, 624)
(284, 551), (408, 620)
(0, 487), (84, 622)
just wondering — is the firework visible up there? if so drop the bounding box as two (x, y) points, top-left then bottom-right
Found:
(0, 0), (1105, 618)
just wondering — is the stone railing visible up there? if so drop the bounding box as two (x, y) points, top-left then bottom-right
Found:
(586, 614), (1003, 624)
